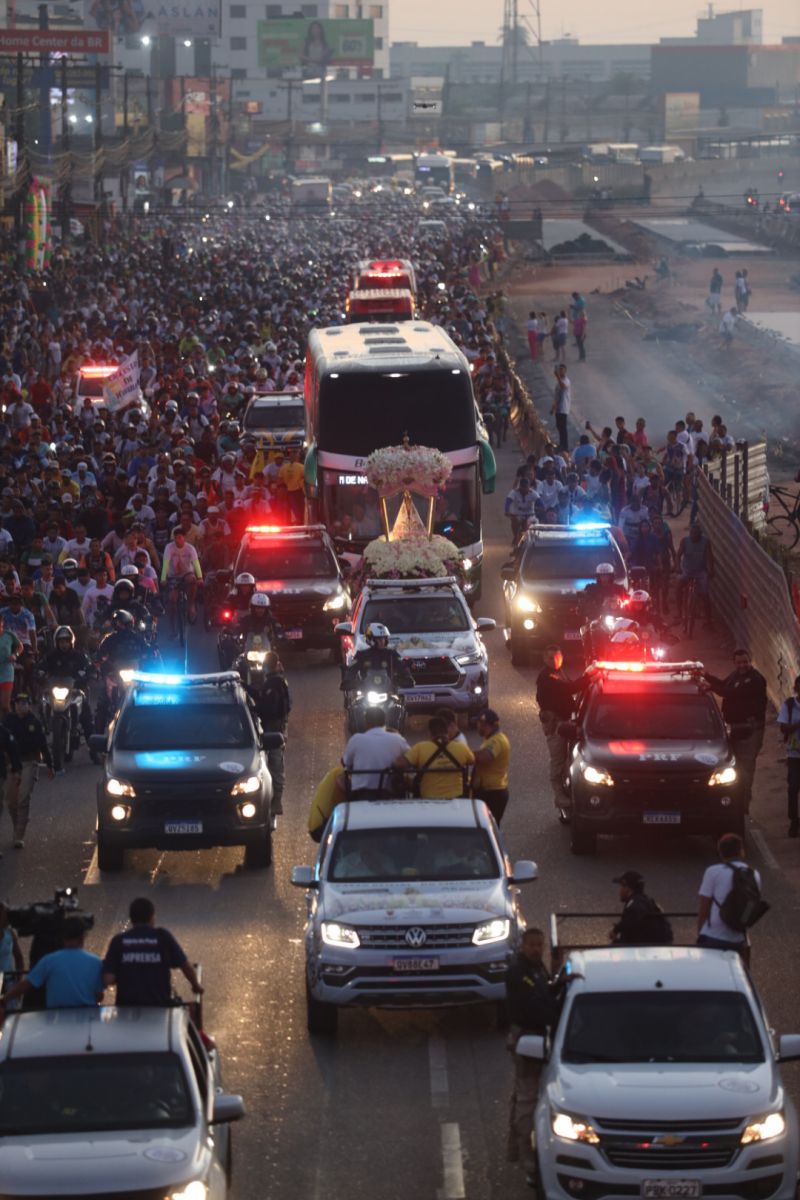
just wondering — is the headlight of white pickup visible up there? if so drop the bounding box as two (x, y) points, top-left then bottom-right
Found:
(581, 763), (614, 787)
(709, 766), (737, 786)
(168, 1183), (208, 1200)
(552, 1110), (600, 1144)
(324, 592), (348, 612)
(740, 1111), (785, 1144)
(231, 775), (260, 796)
(456, 651), (482, 666)
(321, 921), (360, 948)
(472, 918), (510, 945)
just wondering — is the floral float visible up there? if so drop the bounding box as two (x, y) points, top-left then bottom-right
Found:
(355, 439), (461, 582)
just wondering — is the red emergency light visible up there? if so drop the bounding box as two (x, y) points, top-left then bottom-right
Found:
(80, 365), (118, 379)
(245, 525), (285, 534)
(594, 661), (647, 672)
(220, 609), (234, 622)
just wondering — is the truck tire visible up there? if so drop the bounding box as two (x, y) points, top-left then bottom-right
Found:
(306, 981), (338, 1036)
(244, 828), (272, 869)
(570, 820), (597, 856)
(509, 637), (529, 667)
(97, 832), (124, 872)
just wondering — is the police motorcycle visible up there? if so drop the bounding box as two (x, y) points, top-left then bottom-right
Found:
(217, 573), (256, 670)
(581, 591), (676, 665)
(38, 627), (95, 772)
(94, 610), (161, 730)
(233, 596), (276, 694)
(341, 624), (410, 736)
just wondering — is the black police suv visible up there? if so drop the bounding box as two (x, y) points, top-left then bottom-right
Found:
(92, 671), (282, 871)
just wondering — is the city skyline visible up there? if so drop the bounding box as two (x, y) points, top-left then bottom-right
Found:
(391, 0), (800, 48)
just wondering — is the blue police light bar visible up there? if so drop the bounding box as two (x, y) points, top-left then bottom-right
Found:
(131, 671), (240, 687)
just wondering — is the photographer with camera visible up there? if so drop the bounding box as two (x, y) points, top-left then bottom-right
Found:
(0, 915), (103, 1010)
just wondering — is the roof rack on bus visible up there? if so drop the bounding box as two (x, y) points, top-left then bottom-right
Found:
(364, 576), (460, 589)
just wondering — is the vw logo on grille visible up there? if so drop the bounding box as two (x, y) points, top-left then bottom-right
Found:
(404, 927), (427, 948)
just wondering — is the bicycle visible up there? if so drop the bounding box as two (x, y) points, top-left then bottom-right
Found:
(165, 573), (199, 649)
(679, 576), (700, 639)
(664, 471), (688, 518)
(767, 484), (800, 550)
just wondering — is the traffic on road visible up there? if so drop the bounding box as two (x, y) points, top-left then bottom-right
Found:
(0, 175), (795, 1200)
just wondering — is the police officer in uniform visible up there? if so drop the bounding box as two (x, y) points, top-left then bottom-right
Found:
(704, 649), (767, 811)
(2, 693), (49, 848)
(536, 645), (592, 819)
(344, 623), (413, 691)
(505, 928), (558, 1185)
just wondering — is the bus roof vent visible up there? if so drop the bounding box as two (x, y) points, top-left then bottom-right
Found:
(358, 325), (400, 336)
(367, 345), (413, 355)
(363, 338), (408, 347)
(324, 329), (342, 337)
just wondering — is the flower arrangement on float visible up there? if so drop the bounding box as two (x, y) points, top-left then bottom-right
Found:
(354, 439), (461, 583)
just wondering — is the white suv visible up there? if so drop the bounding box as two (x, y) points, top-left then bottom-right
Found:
(291, 797), (537, 1035)
(0, 1006), (245, 1198)
(519, 946), (800, 1200)
(336, 577), (495, 719)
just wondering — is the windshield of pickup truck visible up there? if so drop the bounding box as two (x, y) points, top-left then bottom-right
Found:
(586, 693), (723, 741)
(329, 828), (499, 882)
(0, 1053), (193, 1134)
(563, 992), (763, 1064)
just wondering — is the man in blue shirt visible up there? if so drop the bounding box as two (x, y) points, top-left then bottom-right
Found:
(1, 916), (103, 1009)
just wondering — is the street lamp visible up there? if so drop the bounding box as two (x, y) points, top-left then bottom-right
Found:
(140, 34), (151, 47)
(183, 38), (192, 48)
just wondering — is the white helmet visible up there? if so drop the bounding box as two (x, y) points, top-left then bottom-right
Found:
(235, 573), (256, 587)
(596, 562), (614, 577)
(629, 589), (651, 610)
(250, 593), (271, 608)
(121, 563), (139, 578)
(610, 629), (639, 646)
(366, 622), (391, 645)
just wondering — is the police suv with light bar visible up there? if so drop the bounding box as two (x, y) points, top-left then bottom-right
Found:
(562, 661), (744, 855)
(231, 525), (350, 654)
(92, 672), (282, 871)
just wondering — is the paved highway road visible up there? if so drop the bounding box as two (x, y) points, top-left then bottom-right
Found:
(2, 436), (798, 1200)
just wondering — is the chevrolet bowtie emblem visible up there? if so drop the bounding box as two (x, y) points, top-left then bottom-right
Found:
(654, 1135), (685, 1147)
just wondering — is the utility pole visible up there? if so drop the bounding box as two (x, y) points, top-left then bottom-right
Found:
(209, 59), (219, 195)
(522, 79), (533, 142)
(585, 74), (592, 142)
(284, 77), (294, 172)
(121, 70), (130, 213)
(542, 76), (550, 144)
(37, 3), (50, 157)
(376, 83), (383, 154)
(560, 74), (568, 143)
(94, 59), (104, 239)
(60, 55), (71, 245)
(15, 50), (26, 267)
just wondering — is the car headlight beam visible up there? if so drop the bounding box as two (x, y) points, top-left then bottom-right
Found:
(552, 1110), (600, 1144)
(231, 774), (260, 796)
(740, 1111), (785, 1145)
(472, 918), (510, 945)
(581, 763), (614, 787)
(52, 686), (70, 701)
(106, 777), (136, 798)
(321, 921), (360, 948)
(515, 594), (542, 614)
(168, 1182), (209, 1200)
(324, 591), (348, 612)
(709, 765), (737, 786)
(366, 691), (388, 704)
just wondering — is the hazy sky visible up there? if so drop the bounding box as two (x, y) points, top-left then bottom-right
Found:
(390, 0), (800, 48)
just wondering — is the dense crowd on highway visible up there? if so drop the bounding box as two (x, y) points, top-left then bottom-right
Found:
(0, 173), (796, 1200)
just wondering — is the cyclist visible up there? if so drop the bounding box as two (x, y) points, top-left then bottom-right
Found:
(160, 528), (202, 637)
(676, 522), (714, 626)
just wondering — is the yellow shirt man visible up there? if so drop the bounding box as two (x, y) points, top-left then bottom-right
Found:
(472, 729), (510, 791)
(278, 459), (305, 493)
(403, 737), (475, 800)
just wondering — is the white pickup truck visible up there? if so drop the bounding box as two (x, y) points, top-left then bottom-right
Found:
(519, 946), (800, 1200)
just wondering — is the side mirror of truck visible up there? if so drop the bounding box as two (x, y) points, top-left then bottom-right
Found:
(88, 734), (108, 757)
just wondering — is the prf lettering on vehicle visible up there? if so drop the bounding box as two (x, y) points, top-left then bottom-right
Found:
(637, 752), (681, 762)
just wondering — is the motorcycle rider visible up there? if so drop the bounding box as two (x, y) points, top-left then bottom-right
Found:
(110, 570), (156, 641)
(344, 623), (412, 691)
(96, 610), (153, 726)
(41, 626), (94, 744)
(581, 562), (627, 621)
(219, 574), (259, 669)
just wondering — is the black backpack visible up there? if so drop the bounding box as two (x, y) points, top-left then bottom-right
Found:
(718, 863), (770, 933)
(257, 676), (291, 723)
(641, 897), (674, 945)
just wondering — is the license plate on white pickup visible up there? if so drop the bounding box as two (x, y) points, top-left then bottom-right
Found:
(643, 812), (681, 825)
(642, 1180), (701, 1198)
(164, 821), (203, 834)
(392, 957), (440, 972)
(406, 693), (435, 704)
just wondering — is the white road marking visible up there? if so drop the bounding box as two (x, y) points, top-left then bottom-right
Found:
(750, 827), (780, 872)
(83, 849), (100, 885)
(439, 1122), (466, 1199)
(428, 1034), (449, 1109)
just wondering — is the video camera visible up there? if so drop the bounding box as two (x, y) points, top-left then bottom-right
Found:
(8, 888), (94, 966)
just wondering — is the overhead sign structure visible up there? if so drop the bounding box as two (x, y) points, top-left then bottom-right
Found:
(257, 17), (374, 71)
(83, 0), (221, 38)
(413, 99), (442, 115)
(0, 28), (110, 54)
(0, 62), (110, 88)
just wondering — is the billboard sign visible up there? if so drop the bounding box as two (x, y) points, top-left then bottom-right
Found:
(257, 18), (374, 71)
(83, 0), (220, 38)
(661, 91), (701, 135)
(0, 27), (110, 53)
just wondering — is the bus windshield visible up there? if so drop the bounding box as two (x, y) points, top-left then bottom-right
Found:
(317, 369), (476, 456)
(321, 462), (479, 549)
